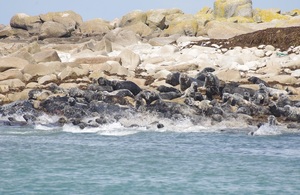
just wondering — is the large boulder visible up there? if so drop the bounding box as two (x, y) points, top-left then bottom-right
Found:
(205, 20), (253, 39)
(33, 49), (61, 63)
(214, 0), (253, 18)
(146, 10), (167, 30)
(124, 22), (153, 37)
(119, 49), (141, 71)
(79, 19), (112, 35)
(253, 8), (290, 23)
(119, 10), (147, 27)
(10, 13), (42, 34)
(39, 21), (70, 39)
(0, 57), (29, 72)
(162, 15), (198, 36)
(39, 11), (83, 32)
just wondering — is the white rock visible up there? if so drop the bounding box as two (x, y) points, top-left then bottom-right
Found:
(265, 45), (275, 51)
(291, 70), (300, 78)
(254, 49), (265, 58)
(265, 51), (273, 57)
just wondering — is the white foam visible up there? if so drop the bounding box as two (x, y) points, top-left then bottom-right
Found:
(253, 125), (282, 136)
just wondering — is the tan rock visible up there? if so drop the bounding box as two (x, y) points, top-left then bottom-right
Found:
(23, 62), (64, 77)
(33, 49), (61, 63)
(0, 85), (9, 93)
(0, 57), (29, 72)
(38, 74), (57, 85)
(148, 34), (180, 46)
(124, 22), (153, 37)
(146, 10), (166, 30)
(79, 19), (112, 35)
(7, 89), (31, 102)
(215, 69), (242, 82)
(0, 69), (23, 81)
(162, 15), (198, 36)
(119, 10), (147, 27)
(10, 50), (36, 64)
(58, 66), (89, 80)
(39, 11), (83, 32)
(264, 75), (298, 85)
(93, 38), (113, 53)
(104, 28), (141, 48)
(59, 83), (79, 89)
(73, 55), (120, 64)
(39, 21), (69, 39)
(0, 94), (9, 104)
(106, 61), (133, 76)
(205, 21), (253, 39)
(10, 13), (42, 33)
(0, 79), (26, 89)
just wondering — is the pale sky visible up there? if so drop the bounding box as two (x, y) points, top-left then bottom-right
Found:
(0, 0), (299, 25)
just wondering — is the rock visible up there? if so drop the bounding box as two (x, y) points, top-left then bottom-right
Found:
(7, 89), (31, 102)
(93, 38), (113, 53)
(119, 10), (147, 27)
(162, 15), (198, 36)
(58, 66), (89, 80)
(124, 22), (153, 37)
(39, 11), (83, 32)
(23, 62), (65, 77)
(10, 13), (42, 33)
(72, 55), (120, 64)
(119, 49), (141, 71)
(264, 75), (298, 85)
(0, 57), (29, 72)
(215, 69), (242, 82)
(79, 19), (112, 35)
(39, 21), (70, 39)
(10, 50), (36, 64)
(0, 69), (23, 81)
(282, 59), (300, 70)
(33, 49), (61, 63)
(148, 34), (180, 46)
(106, 61), (133, 76)
(214, 0), (253, 18)
(0, 79), (26, 89)
(0, 85), (9, 93)
(253, 8), (290, 23)
(205, 21), (253, 39)
(38, 74), (58, 85)
(146, 10), (166, 30)
(291, 69), (300, 78)
(106, 29), (141, 47)
(254, 49), (265, 58)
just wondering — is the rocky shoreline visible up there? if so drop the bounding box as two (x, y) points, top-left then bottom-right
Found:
(0, 2), (300, 132)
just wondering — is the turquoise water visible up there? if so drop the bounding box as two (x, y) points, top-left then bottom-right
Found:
(0, 126), (299, 195)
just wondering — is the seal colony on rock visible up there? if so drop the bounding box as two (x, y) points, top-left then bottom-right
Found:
(1, 6), (300, 134)
(1, 67), (299, 134)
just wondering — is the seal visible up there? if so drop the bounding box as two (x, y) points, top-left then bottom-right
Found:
(166, 72), (181, 86)
(107, 89), (135, 98)
(283, 105), (300, 121)
(112, 80), (142, 96)
(135, 90), (162, 109)
(203, 72), (220, 100)
(181, 81), (198, 98)
(195, 67), (215, 81)
(248, 76), (269, 87)
(267, 115), (277, 126)
(252, 83), (269, 105)
(179, 73), (192, 91)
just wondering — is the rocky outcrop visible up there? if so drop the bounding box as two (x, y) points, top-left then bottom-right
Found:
(214, 0), (253, 18)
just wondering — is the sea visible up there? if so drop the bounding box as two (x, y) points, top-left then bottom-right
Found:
(0, 119), (300, 195)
